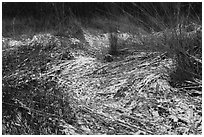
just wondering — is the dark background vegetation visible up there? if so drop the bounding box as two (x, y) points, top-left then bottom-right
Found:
(3, 2), (201, 20)
(2, 2), (202, 37)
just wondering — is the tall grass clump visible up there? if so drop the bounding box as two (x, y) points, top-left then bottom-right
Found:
(166, 24), (201, 86)
(128, 2), (202, 87)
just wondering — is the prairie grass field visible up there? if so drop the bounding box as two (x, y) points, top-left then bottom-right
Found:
(2, 2), (202, 135)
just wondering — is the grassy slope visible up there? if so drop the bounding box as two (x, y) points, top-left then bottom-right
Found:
(2, 5), (202, 134)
